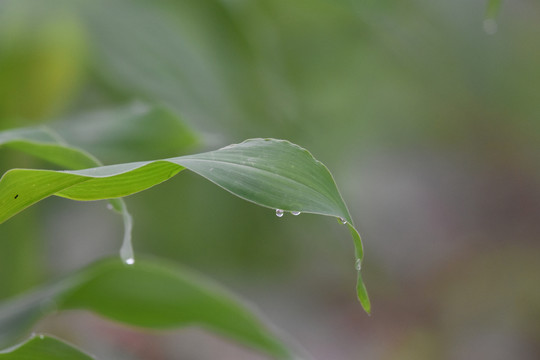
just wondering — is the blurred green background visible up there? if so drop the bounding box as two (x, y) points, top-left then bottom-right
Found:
(1, 0), (539, 359)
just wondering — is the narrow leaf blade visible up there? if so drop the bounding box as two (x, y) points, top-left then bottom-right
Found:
(0, 258), (292, 359)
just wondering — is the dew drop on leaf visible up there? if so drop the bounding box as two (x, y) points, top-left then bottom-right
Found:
(338, 217), (348, 225)
(355, 258), (362, 271)
(483, 18), (498, 35)
(291, 211), (301, 216)
(125, 257), (135, 265)
(275, 209), (284, 217)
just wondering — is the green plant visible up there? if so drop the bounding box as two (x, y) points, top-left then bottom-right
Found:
(0, 117), (369, 358)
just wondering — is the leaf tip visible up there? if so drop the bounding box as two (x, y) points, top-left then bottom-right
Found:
(356, 271), (371, 315)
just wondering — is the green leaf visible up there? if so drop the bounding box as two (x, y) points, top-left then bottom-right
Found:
(485, 0), (502, 20)
(51, 102), (199, 163)
(0, 125), (136, 262)
(0, 137), (370, 312)
(0, 335), (94, 360)
(0, 103), (199, 168)
(483, 0), (502, 34)
(0, 102), (198, 263)
(0, 126), (102, 170)
(79, 0), (234, 131)
(0, 258), (292, 359)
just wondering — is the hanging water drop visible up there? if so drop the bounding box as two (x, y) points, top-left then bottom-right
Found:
(483, 18), (497, 35)
(355, 258), (362, 271)
(338, 217), (348, 225)
(276, 209), (284, 217)
(119, 201), (135, 265)
(291, 211), (301, 216)
(107, 203), (114, 210)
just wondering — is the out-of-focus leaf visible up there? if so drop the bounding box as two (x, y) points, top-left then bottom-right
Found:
(52, 102), (199, 163)
(0, 258), (292, 359)
(0, 137), (370, 312)
(0, 0), (86, 123)
(79, 0), (235, 132)
(483, 0), (502, 34)
(0, 103), (198, 168)
(0, 335), (94, 360)
(485, 0), (502, 19)
(0, 126), (100, 170)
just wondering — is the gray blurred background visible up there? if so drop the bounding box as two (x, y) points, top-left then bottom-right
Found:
(1, 0), (539, 359)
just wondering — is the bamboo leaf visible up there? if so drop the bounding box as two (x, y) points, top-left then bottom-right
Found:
(0, 136), (370, 312)
(0, 125), (136, 262)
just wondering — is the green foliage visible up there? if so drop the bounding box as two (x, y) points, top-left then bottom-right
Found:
(51, 103), (199, 163)
(0, 129), (369, 311)
(485, 0), (502, 19)
(2, 0), (539, 357)
(0, 258), (292, 359)
(0, 1), (86, 122)
(0, 0), (384, 357)
(0, 121), (367, 357)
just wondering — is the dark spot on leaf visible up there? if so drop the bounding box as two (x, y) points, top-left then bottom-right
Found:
(14, 194), (18, 199)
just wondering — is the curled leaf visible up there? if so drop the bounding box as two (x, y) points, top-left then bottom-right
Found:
(0, 136), (370, 312)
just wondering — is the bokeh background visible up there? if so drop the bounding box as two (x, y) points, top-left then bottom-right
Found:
(1, 0), (539, 359)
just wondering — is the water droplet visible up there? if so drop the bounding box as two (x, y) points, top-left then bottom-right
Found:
(291, 211), (301, 216)
(39, 334), (44, 340)
(483, 18), (497, 35)
(119, 203), (135, 265)
(338, 217), (348, 225)
(355, 258), (362, 271)
(107, 203), (114, 210)
(275, 209), (284, 217)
